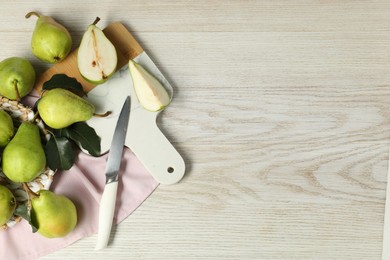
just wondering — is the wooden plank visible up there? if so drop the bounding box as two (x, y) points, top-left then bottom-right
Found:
(383, 148), (390, 259)
(0, 1), (385, 259)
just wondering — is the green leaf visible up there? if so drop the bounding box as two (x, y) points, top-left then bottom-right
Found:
(45, 136), (75, 171)
(59, 122), (101, 157)
(14, 203), (29, 220)
(14, 204), (38, 233)
(42, 74), (85, 96)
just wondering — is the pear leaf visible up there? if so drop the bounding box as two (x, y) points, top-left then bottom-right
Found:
(14, 204), (38, 233)
(58, 122), (101, 157)
(45, 136), (75, 171)
(42, 74), (85, 96)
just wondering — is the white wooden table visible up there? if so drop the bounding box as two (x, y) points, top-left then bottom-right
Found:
(1, 1), (389, 259)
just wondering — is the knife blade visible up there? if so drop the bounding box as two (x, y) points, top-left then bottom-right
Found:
(95, 96), (131, 250)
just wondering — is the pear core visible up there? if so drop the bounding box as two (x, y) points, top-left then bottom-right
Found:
(77, 17), (117, 84)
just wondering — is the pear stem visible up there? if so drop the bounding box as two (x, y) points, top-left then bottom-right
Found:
(44, 129), (56, 140)
(93, 111), (111, 118)
(92, 17), (101, 25)
(40, 89), (48, 97)
(22, 183), (39, 200)
(25, 11), (41, 19)
(13, 81), (21, 102)
(32, 111), (40, 123)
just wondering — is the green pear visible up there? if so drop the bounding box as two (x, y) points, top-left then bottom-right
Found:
(0, 109), (14, 147)
(26, 12), (72, 63)
(0, 57), (36, 100)
(77, 17), (117, 84)
(128, 59), (171, 112)
(31, 190), (77, 238)
(37, 88), (95, 129)
(0, 185), (16, 226)
(2, 122), (46, 183)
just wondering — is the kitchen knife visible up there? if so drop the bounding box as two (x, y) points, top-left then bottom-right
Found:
(95, 96), (131, 250)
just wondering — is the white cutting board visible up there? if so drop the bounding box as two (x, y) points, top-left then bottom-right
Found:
(85, 52), (185, 184)
(34, 22), (185, 185)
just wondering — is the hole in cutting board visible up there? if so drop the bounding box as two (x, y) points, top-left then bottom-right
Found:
(167, 167), (174, 173)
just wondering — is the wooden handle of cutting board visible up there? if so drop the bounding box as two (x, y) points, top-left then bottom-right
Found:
(34, 22), (143, 93)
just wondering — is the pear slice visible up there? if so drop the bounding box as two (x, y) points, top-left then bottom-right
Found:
(129, 59), (171, 112)
(77, 17), (117, 84)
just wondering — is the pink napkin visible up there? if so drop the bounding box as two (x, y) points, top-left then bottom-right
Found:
(0, 148), (159, 260)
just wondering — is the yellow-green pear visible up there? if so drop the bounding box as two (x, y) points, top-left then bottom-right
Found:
(31, 190), (77, 238)
(2, 122), (46, 183)
(0, 109), (14, 147)
(0, 57), (36, 100)
(26, 12), (72, 63)
(37, 88), (95, 129)
(77, 17), (117, 84)
(0, 185), (16, 226)
(128, 59), (171, 112)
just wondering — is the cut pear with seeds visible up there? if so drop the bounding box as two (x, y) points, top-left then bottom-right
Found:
(77, 17), (117, 84)
(129, 59), (171, 112)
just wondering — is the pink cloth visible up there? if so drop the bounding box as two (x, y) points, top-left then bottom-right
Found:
(0, 148), (159, 260)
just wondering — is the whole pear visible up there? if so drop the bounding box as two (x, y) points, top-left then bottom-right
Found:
(26, 12), (72, 63)
(0, 57), (36, 100)
(2, 122), (46, 183)
(77, 17), (117, 84)
(38, 88), (95, 129)
(31, 190), (77, 238)
(0, 185), (16, 226)
(0, 109), (14, 147)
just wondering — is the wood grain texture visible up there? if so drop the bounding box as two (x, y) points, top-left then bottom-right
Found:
(0, 1), (388, 259)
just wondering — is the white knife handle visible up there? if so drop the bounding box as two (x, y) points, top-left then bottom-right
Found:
(128, 110), (186, 185)
(95, 181), (118, 250)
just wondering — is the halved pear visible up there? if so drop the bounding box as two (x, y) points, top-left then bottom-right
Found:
(128, 59), (171, 112)
(77, 17), (117, 84)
